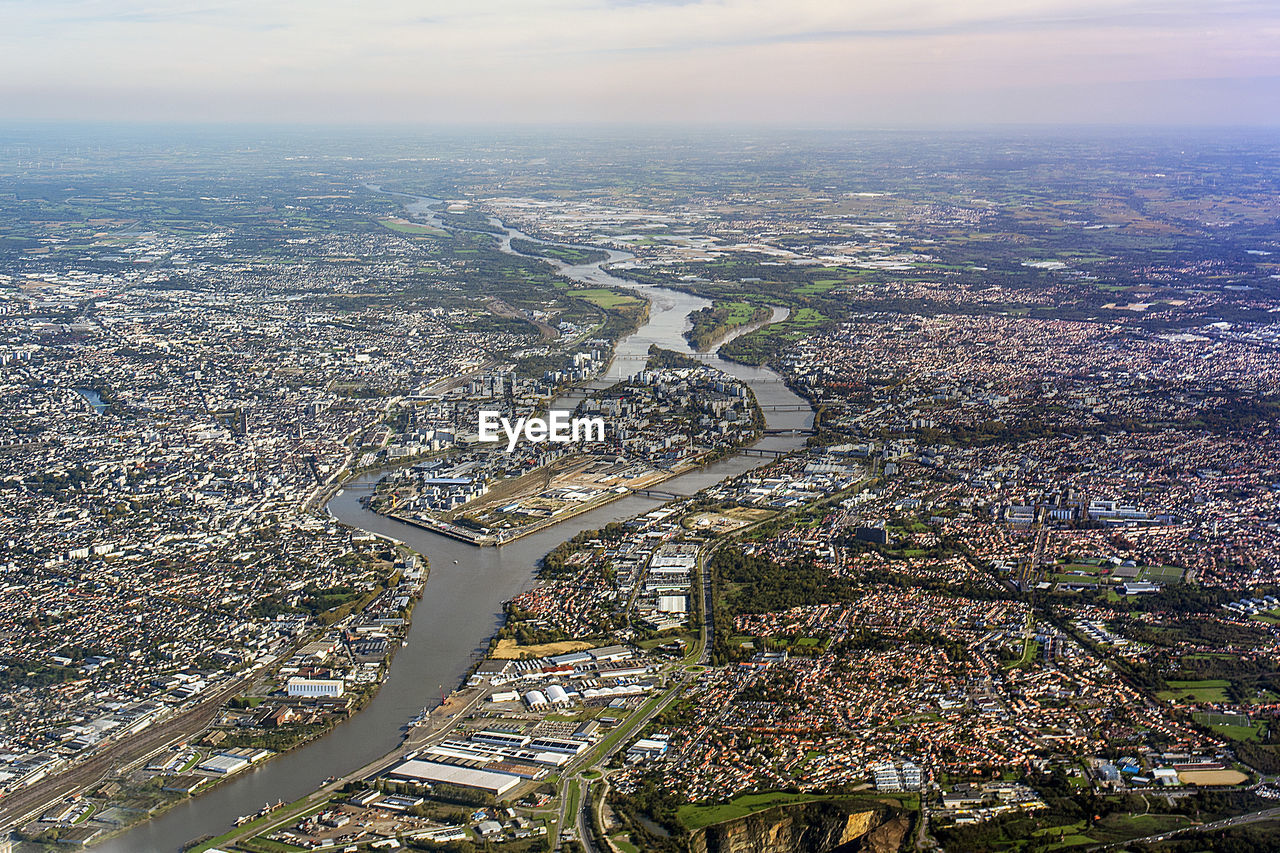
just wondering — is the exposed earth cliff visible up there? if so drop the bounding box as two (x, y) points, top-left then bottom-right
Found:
(689, 801), (910, 853)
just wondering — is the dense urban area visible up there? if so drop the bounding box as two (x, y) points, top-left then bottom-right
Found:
(1, 129), (1279, 852)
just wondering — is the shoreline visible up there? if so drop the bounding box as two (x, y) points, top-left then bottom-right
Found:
(374, 425), (767, 547)
(85, 271), (661, 842)
(73, 193), (813, 852)
(686, 304), (776, 353)
(9, 473), (436, 850)
(154, 431), (775, 847)
(181, 680), (495, 853)
(15, 593), (418, 850)
(178, 458), (717, 852)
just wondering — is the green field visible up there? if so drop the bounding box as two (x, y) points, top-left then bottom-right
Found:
(510, 237), (608, 264)
(709, 299), (835, 364)
(189, 797), (333, 853)
(1194, 711), (1251, 726)
(1138, 565), (1185, 582)
(565, 778), (581, 829)
(569, 288), (644, 309)
(378, 218), (446, 236)
(718, 301), (762, 324)
(686, 300), (772, 350)
(678, 792), (827, 831)
(611, 835), (642, 853)
(1058, 562), (1105, 574)
(795, 280), (838, 294)
(787, 307), (827, 325)
(1210, 723), (1265, 741)
(1157, 679), (1231, 703)
(678, 791), (916, 832)
(1193, 712), (1265, 741)
(1028, 812), (1195, 849)
(1252, 608), (1280, 624)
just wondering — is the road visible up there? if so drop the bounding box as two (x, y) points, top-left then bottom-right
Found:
(548, 483), (886, 850)
(190, 475), (746, 852)
(0, 675), (248, 835)
(575, 777), (599, 853)
(1091, 805), (1280, 850)
(538, 476), (865, 850)
(209, 683), (492, 850)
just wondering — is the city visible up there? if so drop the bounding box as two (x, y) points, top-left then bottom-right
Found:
(0, 128), (1276, 853)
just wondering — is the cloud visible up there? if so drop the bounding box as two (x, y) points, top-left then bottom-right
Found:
(0, 0), (1276, 123)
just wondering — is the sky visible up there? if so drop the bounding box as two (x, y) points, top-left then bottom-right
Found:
(0, 0), (1277, 125)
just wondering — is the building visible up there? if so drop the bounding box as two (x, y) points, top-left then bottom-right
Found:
(649, 543), (698, 571)
(286, 677), (344, 698)
(386, 759), (522, 797)
(854, 524), (890, 545)
(872, 762), (902, 791)
(901, 761), (922, 790)
(627, 737), (669, 762)
(198, 754), (250, 775)
(656, 595), (688, 613)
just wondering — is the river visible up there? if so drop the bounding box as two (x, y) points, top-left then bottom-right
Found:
(73, 387), (107, 415)
(97, 194), (811, 852)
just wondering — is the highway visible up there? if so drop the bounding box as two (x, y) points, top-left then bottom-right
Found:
(1090, 805), (1280, 850)
(575, 776), (599, 853)
(551, 532), (716, 851)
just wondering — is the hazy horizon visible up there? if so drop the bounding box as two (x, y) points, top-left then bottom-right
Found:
(1, 0), (1277, 127)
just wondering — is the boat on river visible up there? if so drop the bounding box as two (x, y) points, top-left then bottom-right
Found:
(235, 800), (284, 826)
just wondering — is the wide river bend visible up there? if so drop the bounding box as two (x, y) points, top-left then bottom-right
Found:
(99, 195), (812, 852)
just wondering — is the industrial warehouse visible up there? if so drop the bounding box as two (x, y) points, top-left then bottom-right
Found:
(373, 643), (660, 802)
(386, 759), (523, 798)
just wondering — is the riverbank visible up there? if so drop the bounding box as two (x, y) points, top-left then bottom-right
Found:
(183, 682), (492, 853)
(378, 422), (765, 547)
(13, 545), (424, 845)
(686, 302), (774, 352)
(87, 192), (814, 853)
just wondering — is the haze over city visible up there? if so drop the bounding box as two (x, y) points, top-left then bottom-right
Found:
(1, 0), (1277, 125)
(2, 1), (1280, 852)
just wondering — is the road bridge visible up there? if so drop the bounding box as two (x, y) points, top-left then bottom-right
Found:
(631, 488), (684, 500)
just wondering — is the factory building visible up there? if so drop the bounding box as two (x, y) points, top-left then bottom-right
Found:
(286, 677), (344, 698)
(387, 759), (522, 797)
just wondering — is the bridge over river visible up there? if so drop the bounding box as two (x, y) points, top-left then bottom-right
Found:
(89, 190), (817, 853)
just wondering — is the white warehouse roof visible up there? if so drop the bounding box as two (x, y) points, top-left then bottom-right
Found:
(387, 759), (521, 797)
